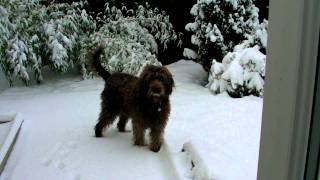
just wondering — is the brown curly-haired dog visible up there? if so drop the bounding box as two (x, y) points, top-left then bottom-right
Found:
(90, 47), (174, 152)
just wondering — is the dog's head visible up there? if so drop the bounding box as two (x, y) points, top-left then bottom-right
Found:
(139, 65), (174, 103)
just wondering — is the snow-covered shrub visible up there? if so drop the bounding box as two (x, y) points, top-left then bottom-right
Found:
(97, 3), (183, 51)
(206, 46), (266, 97)
(185, 0), (262, 71)
(0, 0), (96, 85)
(0, 0), (47, 84)
(0, 5), (13, 51)
(82, 20), (160, 77)
(0, 0), (179, 84)
(81, 3), (181, 78)
(0, 5), (14, 78)
(44, 2), (96, 72)
(234, 19), (268, 53)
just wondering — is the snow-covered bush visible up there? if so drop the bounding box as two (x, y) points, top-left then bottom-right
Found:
(234, 19), (268, 53)
(97, 3), (183, 51)
(185, 0), (263, 71)
(0, 0), (96, 85)
(44, 2), (96, 73)
(82, 20), (160, 78)
(81, 3), (182, 78)
(0, 1), (180, 85)
(0, 0), (47, 84)
(206, 46), (266, 97)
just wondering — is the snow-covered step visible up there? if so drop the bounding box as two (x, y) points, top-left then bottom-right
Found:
(169, 142), (211, 180)
(0, 113), (24, 174)
(182, 142), (210, 180)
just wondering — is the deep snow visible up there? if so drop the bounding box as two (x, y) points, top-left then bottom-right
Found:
(0, 60), (262, 180)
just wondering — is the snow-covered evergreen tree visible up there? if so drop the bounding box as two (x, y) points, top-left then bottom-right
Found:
(185, 0), (262, 71)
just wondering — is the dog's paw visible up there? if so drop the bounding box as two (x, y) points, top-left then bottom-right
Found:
(150, 145), (161, 152)
(95, 131), (103, 138)
(134, 140), (146, 146)
(118, 129), (125, 132)
(118, 127), (129, 133)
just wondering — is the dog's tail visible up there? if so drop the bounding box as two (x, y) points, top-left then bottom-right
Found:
(90, 46), (110, 81)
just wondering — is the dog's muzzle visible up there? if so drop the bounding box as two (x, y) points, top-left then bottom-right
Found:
(150, 93), (162, 103)
(151, 93), (161, 97)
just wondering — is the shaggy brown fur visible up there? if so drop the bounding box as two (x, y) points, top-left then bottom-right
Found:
(90, 47), (174, 152)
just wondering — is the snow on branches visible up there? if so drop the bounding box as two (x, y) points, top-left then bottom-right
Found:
(206, 46), (266, 97)
(0, 1), (180, 85)
(97, 3), (183, 51)
(185, 0), (268, 97)
(81, 3), (181, 78)
(185, 0), (267, 71)
(0, 0), (96, 85)
(82, 20), (160, 77)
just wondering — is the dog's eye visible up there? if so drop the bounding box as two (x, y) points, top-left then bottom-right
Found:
(158, 76), (164, 81)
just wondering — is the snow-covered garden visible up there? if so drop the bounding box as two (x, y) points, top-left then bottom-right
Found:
(0, 0), (268, 179)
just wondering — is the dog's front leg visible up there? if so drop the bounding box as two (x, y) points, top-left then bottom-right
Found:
(133, 122), (146, 146)
(149, 127), (164, 152)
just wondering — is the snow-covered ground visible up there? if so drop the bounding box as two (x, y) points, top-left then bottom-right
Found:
(0, 60), (262, 180)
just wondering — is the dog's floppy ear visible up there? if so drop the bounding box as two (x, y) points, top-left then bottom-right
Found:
(139, 65), (153, 83)
(139, 65), (153, 93)
(160, 66), (175, 94)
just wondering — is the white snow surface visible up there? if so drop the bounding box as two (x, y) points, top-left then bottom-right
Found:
(0, 60), (262, 180)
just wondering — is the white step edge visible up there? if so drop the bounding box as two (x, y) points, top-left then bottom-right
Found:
(0, 113), (24, 174)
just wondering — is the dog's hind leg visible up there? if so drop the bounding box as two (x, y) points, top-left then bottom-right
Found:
(94, 110), (117, 137)
(117, 114), (129, 132)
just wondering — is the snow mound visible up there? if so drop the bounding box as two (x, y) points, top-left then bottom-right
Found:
(182, 142), (210, 180)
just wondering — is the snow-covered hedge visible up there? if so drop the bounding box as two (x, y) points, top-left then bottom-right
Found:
(0, 1), (180, 85)
(185, 0), (267, 71)
(206, 46), (266, 97)
(0, 0), (96, 85)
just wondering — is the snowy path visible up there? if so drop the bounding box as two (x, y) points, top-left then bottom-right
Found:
(0, 60), (263, 180)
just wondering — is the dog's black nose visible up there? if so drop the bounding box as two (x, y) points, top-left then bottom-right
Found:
(152, 87), (161, 94)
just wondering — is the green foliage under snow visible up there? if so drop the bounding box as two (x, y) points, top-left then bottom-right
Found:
(185, 0), (268, 97)
(81, 3), (181, 78)
(185, 0), (267, 71)
(0, 0), (96, 85)
(0, 1), (180, 85)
